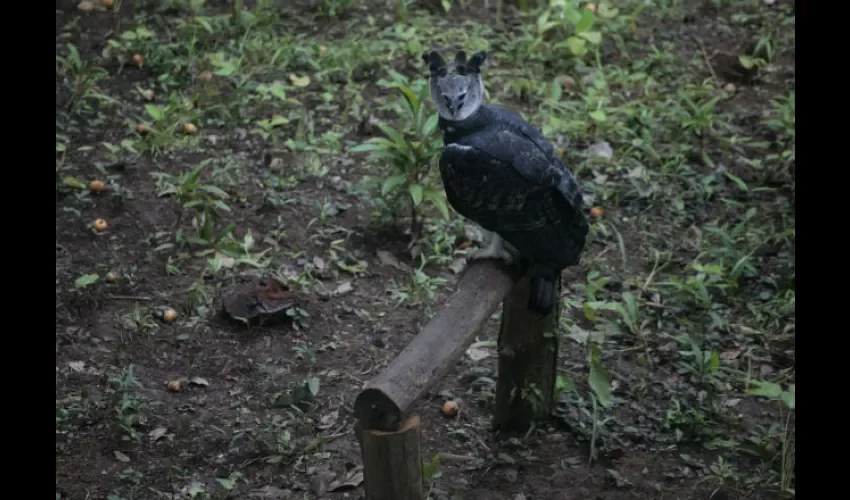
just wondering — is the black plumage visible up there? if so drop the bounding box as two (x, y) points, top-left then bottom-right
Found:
(438, 104), (589, 313)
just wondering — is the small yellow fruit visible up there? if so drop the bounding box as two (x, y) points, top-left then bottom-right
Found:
(765, 443), (777, 453)
(162, 308), (178, 323)
(105, 272), (118, 283)
(136, 123), (150, 135)
(102, 0), (115, 8)
(93, 219), (108, 232)
(89, 180), (105, 193)
(77, 1), (95, 11)
(198, 71), (213, 81)
(166, 380), (181, 392)
(590, 207), (605, 217)
(319, 45), (328, 56)
(585, 2), (597, 12)
(441, 400), (459, 418)
(130, 54), (144, 67)
(182, 123), (198, 135)
(141, 89), (155, 101)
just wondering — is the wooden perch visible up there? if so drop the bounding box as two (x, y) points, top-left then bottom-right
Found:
(354, 260), (520, 431)
(493, 273), (561, 432)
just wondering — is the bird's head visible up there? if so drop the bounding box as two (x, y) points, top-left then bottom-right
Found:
(422, 49), (487, 122)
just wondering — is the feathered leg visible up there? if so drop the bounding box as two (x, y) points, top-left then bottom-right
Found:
(528, 265), (561, 315)
(468, 230), (518, 265)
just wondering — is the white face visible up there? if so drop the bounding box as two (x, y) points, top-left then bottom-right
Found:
(424, 50), (487, 122)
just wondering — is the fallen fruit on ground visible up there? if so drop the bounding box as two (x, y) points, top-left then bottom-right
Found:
(441, 400), (459, 417)
(105, 272), (118, 283)
(130, 54), (144, 67)
(166, 380), (181, 392)
(89, 180), (105, 193)
(102, 0), (114, 8)
(93, 219), (108, 232)
(590, 206), (606, 217)
(77, 1), (94, 11)
(182, 123), (198, 135)
(136, 124), (150, 135)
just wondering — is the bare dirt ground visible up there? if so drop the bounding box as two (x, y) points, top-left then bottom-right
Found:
(56, 1), (795, 499)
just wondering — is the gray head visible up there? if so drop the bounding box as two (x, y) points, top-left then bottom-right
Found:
(422, 49), (487, 122)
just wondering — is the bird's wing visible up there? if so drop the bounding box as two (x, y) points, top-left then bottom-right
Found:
(449, 129), (584, 210)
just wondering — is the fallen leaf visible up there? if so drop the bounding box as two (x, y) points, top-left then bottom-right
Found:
(334, 281), (353, 296)
(313, 256), (326, 271)
(586, 141), (613, 160)
(329, 468), (364, 491)
(449, 258), (467, 274)
(214, 252), (235, 268)
(113, 450), (131, 462)
(317, 409), (339, 430)
(68, 361), (85, 373)
(189, 377), (210, 387)
(289, 74), (310, 87)
(466, 343), (492, 361)
(77, 1), (95, 11)
(376, 250), (404, 270)
(720, 349), (743, 361)
(149, 427), (168, 441)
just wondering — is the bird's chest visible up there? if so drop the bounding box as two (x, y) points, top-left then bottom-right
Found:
(438, 153), (532, 213)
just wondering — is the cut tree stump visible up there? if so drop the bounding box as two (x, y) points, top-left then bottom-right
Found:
(357, 415), (423, 500)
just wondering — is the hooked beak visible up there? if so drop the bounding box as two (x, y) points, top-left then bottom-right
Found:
(443, 93), (467, 118)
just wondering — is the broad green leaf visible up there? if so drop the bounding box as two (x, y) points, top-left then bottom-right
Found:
(377, 123), (409, 150)
(145, 104), (165, 122)
(747, 380), (783, 399)
(589, 110), (607, 122)
(381, 174), (407, 197)
(563, 4), (582, 25)
(566, 36), (587, 56)
(199, 185), (230, 198)
(588, 344), (612, 407)
(551, 78), (563, 102)
(409, 184), (424, 206)
(597, 3), (619, 18)
(726, 172), (749, 191)
(397, 85), (420, 117)
(423, 113), (439, 137)
(575, 7), (596, 33)
(350, 140), (388, 152)
(75, 274), (100, 288)
(423, 188), (450, 220)
(580, 31), (603, 45)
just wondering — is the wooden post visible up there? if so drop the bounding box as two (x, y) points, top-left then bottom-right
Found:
(358, 415), (424, 500)
(493, 273), (561, 433)
(355, 261), (519, 431)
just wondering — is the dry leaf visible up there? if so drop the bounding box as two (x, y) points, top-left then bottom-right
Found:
(77, 1), (95, 11)
(376, 250), (404, 270)
(113, 450), (131, 462)
(449, 258), (467, 274)
(68, 361), (85, 373)
(189, 377), (210, 387)
(334, 281), (353, 296)
(149, 427), (168, 441)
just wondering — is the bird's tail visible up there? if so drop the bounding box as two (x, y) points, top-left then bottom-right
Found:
(528, 270), (560, 315)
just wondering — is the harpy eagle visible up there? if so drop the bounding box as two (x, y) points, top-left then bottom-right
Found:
(423, 49), (589, 315)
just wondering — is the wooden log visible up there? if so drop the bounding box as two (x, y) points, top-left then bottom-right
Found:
(358, 415), (424, 500)
(355, 260), (519, 431)
(493, 273), (561, 433)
